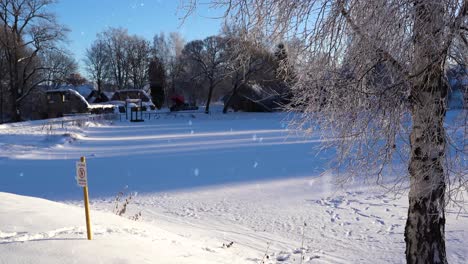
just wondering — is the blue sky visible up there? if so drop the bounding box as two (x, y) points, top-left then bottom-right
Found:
(51, 0), (224, 73)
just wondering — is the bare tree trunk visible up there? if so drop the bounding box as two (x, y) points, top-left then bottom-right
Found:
(405, 80), (448, 264)
(10, 61), (21, 122)
(10, 89), (20, 122)
(223, 83), (240, 114)
(97, 79), (102, 94)
(0, 84), (3, 124)
(404, 1), (448, 263)
(222, 94), (233, 114)
(205, 79), (214, 114)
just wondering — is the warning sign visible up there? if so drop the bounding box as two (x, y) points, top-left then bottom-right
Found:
(76, 161), (88, 187)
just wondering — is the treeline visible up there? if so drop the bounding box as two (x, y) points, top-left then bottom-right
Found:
(0, 0), (295, 123)
(0, 0), (86, 122)
(85, 26), (296, 113)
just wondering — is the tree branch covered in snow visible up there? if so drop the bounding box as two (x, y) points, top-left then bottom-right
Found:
(182, 1), (467, 263)
(184, 0), (467, 195)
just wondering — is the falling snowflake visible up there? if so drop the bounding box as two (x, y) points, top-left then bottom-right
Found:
(253, 162), (258, 168)
(252, 134), (257, 141)
(194, 168), (199, 176)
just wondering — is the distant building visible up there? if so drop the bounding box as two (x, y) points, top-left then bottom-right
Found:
(45, 89), (91, 118)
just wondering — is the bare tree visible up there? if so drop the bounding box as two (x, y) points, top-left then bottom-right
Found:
(0, 39), (6, 123)
(153, 32), (185, 104)
(153, 32), (171, 66)
(222, 32), (277, 113)
(99, 27), (131, 90)
(0, 29), (8, 123)
(41, 49), (77, 89)
(65, 72), (87, 87)
(184, 0), (467, 263)
(85, 38), (108, 94)
(182, 36), (227, 113)
(177, 46), (206, 104)
(0, 0), (67, 121)
(127, 35), (151, 89)
(87, 29), (153, 92)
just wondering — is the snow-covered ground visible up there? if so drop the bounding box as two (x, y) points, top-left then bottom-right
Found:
(1, 107), (467, 263)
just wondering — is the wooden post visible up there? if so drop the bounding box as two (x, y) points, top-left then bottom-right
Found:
(125, 101), (128, 120)
(81, 156), (93, 240)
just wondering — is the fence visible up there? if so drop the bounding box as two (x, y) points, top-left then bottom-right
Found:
(40, 113), (119, 132)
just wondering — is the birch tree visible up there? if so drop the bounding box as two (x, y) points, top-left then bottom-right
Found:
(185, 0), (467, 263)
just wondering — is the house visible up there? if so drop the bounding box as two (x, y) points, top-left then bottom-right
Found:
(64, 84), (111, 104)
(45, 89), (90, 118)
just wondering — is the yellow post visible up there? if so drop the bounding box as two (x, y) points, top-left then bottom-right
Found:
(81, 156), (93, 240)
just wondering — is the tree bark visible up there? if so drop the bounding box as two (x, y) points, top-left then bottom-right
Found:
(405, 82), (448, 264)
(223, 83), (239, 114)
(10, 56), (21, 122)
(222, 94), (233, 114)
(0, 84), (3, 124)
(10, 88), (20, 122)
(404, 1), (448, 263)
(205, 79), (214, 114)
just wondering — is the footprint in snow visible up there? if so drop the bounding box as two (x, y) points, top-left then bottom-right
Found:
(387, 224), (401, 233)
(202, 247), (216, 253)
(373, 219), (385, 225)
(306, 255), (321, 261)
(276, 252), (290, 261)
(293, 248), (309, 254)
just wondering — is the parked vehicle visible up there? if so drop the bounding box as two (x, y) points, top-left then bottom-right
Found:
(169, 95), (199, 112)
(110, 89), (156, 112)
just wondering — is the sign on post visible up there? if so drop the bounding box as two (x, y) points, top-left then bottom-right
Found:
(76, 156), (92, 240)
(76, 161), (87, 187)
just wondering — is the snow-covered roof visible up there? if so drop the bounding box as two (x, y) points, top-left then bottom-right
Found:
(46, 88), (91, 108)
(52, 84), (95, 99)
(115, 89), (149, 93)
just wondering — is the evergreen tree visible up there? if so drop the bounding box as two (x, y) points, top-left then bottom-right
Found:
(149, 57), (166, 109)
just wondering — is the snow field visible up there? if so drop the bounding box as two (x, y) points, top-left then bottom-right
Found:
(1, 108), (467, 263)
